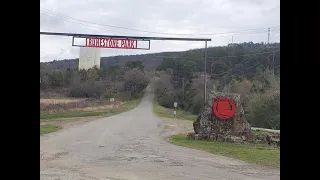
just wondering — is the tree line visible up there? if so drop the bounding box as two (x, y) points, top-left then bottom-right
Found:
(40, 60), (150, 100)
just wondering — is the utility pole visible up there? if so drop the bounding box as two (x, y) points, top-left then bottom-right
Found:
(114, 70), (116, 94)
(267, 27), (270, 44)
(204, 41), (208, 105)
(272, 51), (275, 76)
(211, 62), (215, 90)
(228, 54), (232, 92)
(182, 66), (185, 96)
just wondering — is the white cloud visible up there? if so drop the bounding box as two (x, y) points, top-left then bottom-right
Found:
(40, 0), (280, 62)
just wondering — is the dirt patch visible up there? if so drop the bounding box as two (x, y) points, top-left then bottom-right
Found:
(40, 116), (103, 130)
(161, 118), (194, 140)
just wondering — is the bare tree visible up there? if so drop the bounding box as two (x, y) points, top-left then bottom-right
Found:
(124, 69), (149, 98)
(153, 71), (177, 108)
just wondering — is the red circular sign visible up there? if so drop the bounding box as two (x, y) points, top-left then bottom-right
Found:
(213, 97), (236, 120)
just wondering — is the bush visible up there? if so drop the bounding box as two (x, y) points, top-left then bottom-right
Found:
(246, 93), (280, 130)
(103, 93), (115, 99)
(154, 72), (176, 108)
(69, 81), (105, 98)
(189, 93), (204, 114)
(230, 79), (253, 94)
(158, 92), (175, 108)
(182, 77), (208, 114)
(116, 92), (137, 101)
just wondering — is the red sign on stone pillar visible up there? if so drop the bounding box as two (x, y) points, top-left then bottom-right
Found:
(212, 97), (236, 120)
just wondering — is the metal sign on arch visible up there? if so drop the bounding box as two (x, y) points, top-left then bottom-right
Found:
(40, 31), (211, 51)
(73, 36), (151, 50)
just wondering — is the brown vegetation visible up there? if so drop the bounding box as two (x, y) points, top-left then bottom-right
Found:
(40, 98), (123, 114)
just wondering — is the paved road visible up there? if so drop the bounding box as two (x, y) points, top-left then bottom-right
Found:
(40, 87), (280, 180)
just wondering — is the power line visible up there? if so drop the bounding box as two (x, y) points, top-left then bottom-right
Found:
(211, 53), (262, 76)
(40, 10), (268, 37)
(40, 31), (211, 41)
(271, 28), (280, 38)
(270, 28), (280, 42)
(40, 11), (271, 38)
(210, 49), (279, 77)
(150, 50), (277, 60)
(271, 33), (280, 42)
(40, 8), (279, 36)
(155, 50), (278, 78)
(40, 12), (131, 35)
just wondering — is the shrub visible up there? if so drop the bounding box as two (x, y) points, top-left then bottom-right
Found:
(104, 93), (115, 99)
(69, 81), (105, 98)
(154, 73), (176, 108)
(246, 93), (280, 129)
(158, 92), (175, 108)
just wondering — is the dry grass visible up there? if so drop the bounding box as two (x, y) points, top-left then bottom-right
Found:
(40, 98), (84, 104)
(42, 103), (124, 114)
(72, 103), (123, 111)
(40, 98), (141, 120)
(40, 98), (123, 115)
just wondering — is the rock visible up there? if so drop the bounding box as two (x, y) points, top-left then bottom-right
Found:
(225, 136), (243, 143)
(225, 136), (231, 142)
(201, 134), (209, 140)
(188, 133), (219, 141)
(266, 134), (280, 145)
(186, 133), (195, 140)
(256, 134), (267, 142)
(272, 138), (280, 144)
(194, 134), (200, 140)
(195, 134), (204, 140)
(217, 134), (226, 142)
(209, 134), (216, 141)
(232, 136), (243, 144)
(193, 91), (251, 137)
(266, 135), (271, 144)
(241, 136), (247, 141)
(193, 116), (201, 134)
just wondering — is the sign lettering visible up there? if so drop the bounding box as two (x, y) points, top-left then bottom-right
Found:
(86, 38), (138, 49)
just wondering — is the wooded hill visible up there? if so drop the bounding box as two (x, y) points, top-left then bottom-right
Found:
(40, 42), (280, 78)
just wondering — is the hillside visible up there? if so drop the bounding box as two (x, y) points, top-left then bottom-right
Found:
(40, 51), (181, 71)
(40, 42), (280, 73)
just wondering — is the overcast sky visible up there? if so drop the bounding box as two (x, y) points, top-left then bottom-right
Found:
(40, 0), (280, 62)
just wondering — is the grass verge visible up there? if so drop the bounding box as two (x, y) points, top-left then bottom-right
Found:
(40, 99), (142, 121)
(40, 125), (61, 135)
(153, 102), (197, 121)
(170, 134), (280, 167)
